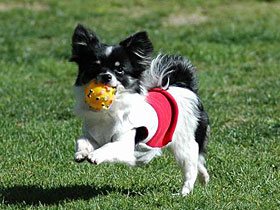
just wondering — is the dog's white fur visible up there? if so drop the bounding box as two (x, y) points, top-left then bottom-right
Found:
(74, 84), (209, 196)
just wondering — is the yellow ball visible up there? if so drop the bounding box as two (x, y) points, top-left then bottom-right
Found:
(85, 80), (116, 111)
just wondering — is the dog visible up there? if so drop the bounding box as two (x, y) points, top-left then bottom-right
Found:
(70, 24), (210, 196)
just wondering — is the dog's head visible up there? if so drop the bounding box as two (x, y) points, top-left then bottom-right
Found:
(70, 24), (153, 94)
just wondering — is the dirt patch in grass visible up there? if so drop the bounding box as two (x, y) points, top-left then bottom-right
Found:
(162, 12), (208, 27)
(0, 2), (49, 12)
(118, 7), (150, 18)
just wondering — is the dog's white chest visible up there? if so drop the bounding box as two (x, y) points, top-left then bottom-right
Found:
(83, 113), (125, 145)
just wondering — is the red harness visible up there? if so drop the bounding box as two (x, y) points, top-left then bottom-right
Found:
(145, 88), (179, 148)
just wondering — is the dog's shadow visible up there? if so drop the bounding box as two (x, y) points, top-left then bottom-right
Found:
(1, 184), (140, 206)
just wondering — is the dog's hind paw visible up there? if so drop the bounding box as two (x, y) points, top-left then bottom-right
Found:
(180, 183), (194, 197)
(172, 189), (191, 197)
(198, 172), (210, 185)
(180, 188), (191, 197)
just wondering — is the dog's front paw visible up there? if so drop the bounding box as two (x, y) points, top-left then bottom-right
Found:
(74, 150), (89, 163)
(87, 151), (107, 165)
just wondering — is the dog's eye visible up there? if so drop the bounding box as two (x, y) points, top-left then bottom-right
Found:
(115, 66), (124, 76)
(114, 61), (124, 76)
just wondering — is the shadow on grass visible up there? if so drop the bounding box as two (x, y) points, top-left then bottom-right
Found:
(1, 184), (140, 206)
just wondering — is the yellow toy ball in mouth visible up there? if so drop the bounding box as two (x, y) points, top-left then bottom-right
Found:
(85, 80), (116, 111)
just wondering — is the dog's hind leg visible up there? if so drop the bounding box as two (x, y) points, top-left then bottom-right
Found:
(168, 136), (199, 196)
(197, 154), (210, 185)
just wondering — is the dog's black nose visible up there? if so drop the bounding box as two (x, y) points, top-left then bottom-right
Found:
(101, 73), (112, 83)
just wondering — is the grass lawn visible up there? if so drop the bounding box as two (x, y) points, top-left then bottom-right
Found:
(0, 0), (280, 209)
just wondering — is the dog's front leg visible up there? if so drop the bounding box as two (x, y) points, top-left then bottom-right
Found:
(87, 129), (136, 166)
(75, 136), (97, 163)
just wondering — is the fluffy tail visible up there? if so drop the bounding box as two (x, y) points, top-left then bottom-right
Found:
(142, 54), (198, 92)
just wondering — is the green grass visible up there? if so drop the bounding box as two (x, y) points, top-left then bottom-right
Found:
(0, 0), (280, 209)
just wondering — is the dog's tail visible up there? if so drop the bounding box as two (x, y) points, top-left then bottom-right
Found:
(142, 54), (198, 93)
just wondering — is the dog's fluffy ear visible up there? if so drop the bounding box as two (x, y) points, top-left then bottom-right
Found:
(70, 24), (100, 63)
(120, 31), (153, 73)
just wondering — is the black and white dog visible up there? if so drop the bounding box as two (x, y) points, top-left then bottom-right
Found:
(70, 24), (210, 196)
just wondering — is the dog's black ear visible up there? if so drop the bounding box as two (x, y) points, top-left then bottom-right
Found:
(120, 31), (153, 73)
(70, 24), (100, 63)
